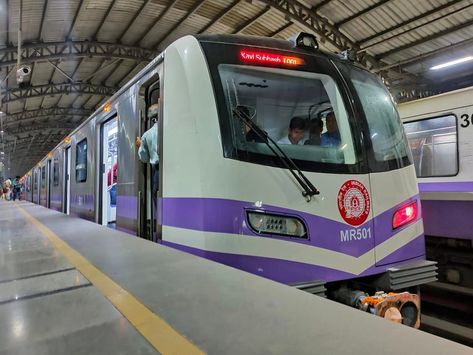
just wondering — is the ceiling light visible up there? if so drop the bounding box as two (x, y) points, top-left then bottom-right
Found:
(430, 56), (473, 70)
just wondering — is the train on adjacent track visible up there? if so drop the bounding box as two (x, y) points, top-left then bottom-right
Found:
(23, 33), (436, 324)
(399, 88), (473, 289)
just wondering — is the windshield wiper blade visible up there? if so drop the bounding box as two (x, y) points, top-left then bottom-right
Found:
(234, 109), (320, 200)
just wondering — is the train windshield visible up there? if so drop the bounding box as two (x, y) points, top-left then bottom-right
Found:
(335, 63), (411, 167)
(217, 64), (357, 169)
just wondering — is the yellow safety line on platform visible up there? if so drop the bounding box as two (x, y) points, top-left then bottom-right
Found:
(15, 203), (204, 355)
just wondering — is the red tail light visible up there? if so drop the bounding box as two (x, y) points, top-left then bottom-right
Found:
(392, 201), (418, 229)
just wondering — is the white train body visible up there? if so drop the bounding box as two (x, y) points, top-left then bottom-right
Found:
(23, 34), (435, 292)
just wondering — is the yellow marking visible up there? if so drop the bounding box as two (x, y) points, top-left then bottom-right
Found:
(15, 203), (204, 355)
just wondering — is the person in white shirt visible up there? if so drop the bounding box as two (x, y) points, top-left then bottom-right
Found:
(136, 104), (160, 206)
(277, 116), (306, 145)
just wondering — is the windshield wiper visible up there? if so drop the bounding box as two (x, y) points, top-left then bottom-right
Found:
(233, 108), (320, 201)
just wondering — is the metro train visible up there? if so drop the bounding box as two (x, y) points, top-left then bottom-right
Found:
(23, 33), (436, 322)
(399, 88), (473, 288)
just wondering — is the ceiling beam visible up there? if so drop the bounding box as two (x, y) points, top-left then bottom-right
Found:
(93, 0), (118, 40)
(3, 134), (65, 150)
(268, 21), (293, 37)
(152, 0), (207, 50)
(137, 0), (179, 47)
(376, 18), (473, 60)
(357, 0), (465, 47)
(232, 6), (271, 34)
(65, 0), (85, 40)
(374, 36), (473, 72)
(3, 107), (91, 123)
(5, 124), (76, 136)
(0, 41), (154, 70)
(198, 0), (241, 34)
(313, 0), (332, 12)
(258, 0), (379, 69)
(118, 0), (153, 42)
(38, 0), (49, 41)
(335, 0), (391, 28)
(1, 83), (117, 105)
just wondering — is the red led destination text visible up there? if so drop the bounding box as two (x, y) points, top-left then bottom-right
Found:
(239, 50), (304, 66)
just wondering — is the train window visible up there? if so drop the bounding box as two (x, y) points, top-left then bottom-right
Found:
(76, 139), (88, 183)
(34, 171), (38, 190)
(218, 64), (357, 165)
(403, 115), (458, 177)
(343, 66), (410, 163)
(53, 159), (60, 186)
(41, 166), (46, 189)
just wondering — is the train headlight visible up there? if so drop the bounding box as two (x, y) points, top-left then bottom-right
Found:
(247, 211), (307, 238)
(392, 201), (418, 229)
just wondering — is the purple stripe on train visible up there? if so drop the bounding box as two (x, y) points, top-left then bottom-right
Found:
(116, 195), (138, 220)
(419, 181), (473, 193)
(161, 196), (421, 258)
(421, 199), (473, 240)
(163, 235), (425, 284)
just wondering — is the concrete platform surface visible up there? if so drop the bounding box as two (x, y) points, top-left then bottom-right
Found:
(1, 200), (471, 354)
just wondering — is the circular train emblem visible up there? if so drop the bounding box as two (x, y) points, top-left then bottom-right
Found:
(337, 180), (370, 226)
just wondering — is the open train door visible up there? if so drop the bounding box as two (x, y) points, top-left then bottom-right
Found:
(137, 72), (162, 242)
(46, 159), (52, 208)
(64, 146), (71, 215)
(99, 115), (118, 228)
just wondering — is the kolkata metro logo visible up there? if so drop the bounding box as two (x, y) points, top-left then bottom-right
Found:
(337, 180), (371, 226)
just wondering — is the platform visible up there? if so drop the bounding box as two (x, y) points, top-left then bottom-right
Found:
(0, 200), (471, 355)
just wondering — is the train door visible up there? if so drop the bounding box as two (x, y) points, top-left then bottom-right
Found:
(138, 77), (161, 241)
(32, 169), (38, 203)
(40, 165), (46, 206)
(47, 159), (52, 208)
(99, 116), (118, 227)
(64, 146), (71, 215)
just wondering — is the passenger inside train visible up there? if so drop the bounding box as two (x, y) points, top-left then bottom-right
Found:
(304, 118), (324, 146)
(220, 64), (351, 165)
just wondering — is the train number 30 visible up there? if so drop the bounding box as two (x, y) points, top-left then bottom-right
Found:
(460, 113), (473, 128)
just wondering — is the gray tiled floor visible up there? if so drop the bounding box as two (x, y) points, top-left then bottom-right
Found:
(2, 200), (471, 355)
(0, 201), (158, 355)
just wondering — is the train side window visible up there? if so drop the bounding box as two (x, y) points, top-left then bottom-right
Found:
(76, 138), (88, 183)
(403, 115), (458, 177)
(53, 159), (60, 186)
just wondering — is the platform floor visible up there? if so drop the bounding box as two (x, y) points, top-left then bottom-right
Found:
(1, 200), (471, 355)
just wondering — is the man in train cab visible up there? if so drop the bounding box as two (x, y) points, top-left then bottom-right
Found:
(304, 119), (324, 145)
(277, 116), (306, 145)
(320, 112), (341, 147)
(136, 103), (160, 204)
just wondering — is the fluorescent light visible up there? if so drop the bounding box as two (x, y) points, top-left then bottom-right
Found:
(430, 56), (473, 70)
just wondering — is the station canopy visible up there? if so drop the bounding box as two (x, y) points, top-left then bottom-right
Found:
(1, 0), (472, 176)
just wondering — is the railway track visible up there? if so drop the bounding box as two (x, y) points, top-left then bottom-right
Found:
(420, 282), (473, 347)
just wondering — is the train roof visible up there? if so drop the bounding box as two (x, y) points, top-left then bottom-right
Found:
(195, 33), (358, 67)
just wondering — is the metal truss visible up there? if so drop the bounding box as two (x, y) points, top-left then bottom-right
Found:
(0, 41), (154, 69)
(3, 133), (64, 151)
(6, 124), (76, 136)
(3, 107), (92, 124)
(2, 83), (117, 104)
(259, 0), (379, 69)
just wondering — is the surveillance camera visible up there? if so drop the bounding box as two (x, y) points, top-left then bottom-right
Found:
(16, 65), (32, 84)
(19, 65), (31, 75)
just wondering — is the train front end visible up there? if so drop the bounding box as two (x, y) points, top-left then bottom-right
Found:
(161, 34), (437, 325)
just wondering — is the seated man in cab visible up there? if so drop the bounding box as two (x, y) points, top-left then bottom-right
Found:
(278, 116), (306, 145)
(321, 112), (341, 147)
